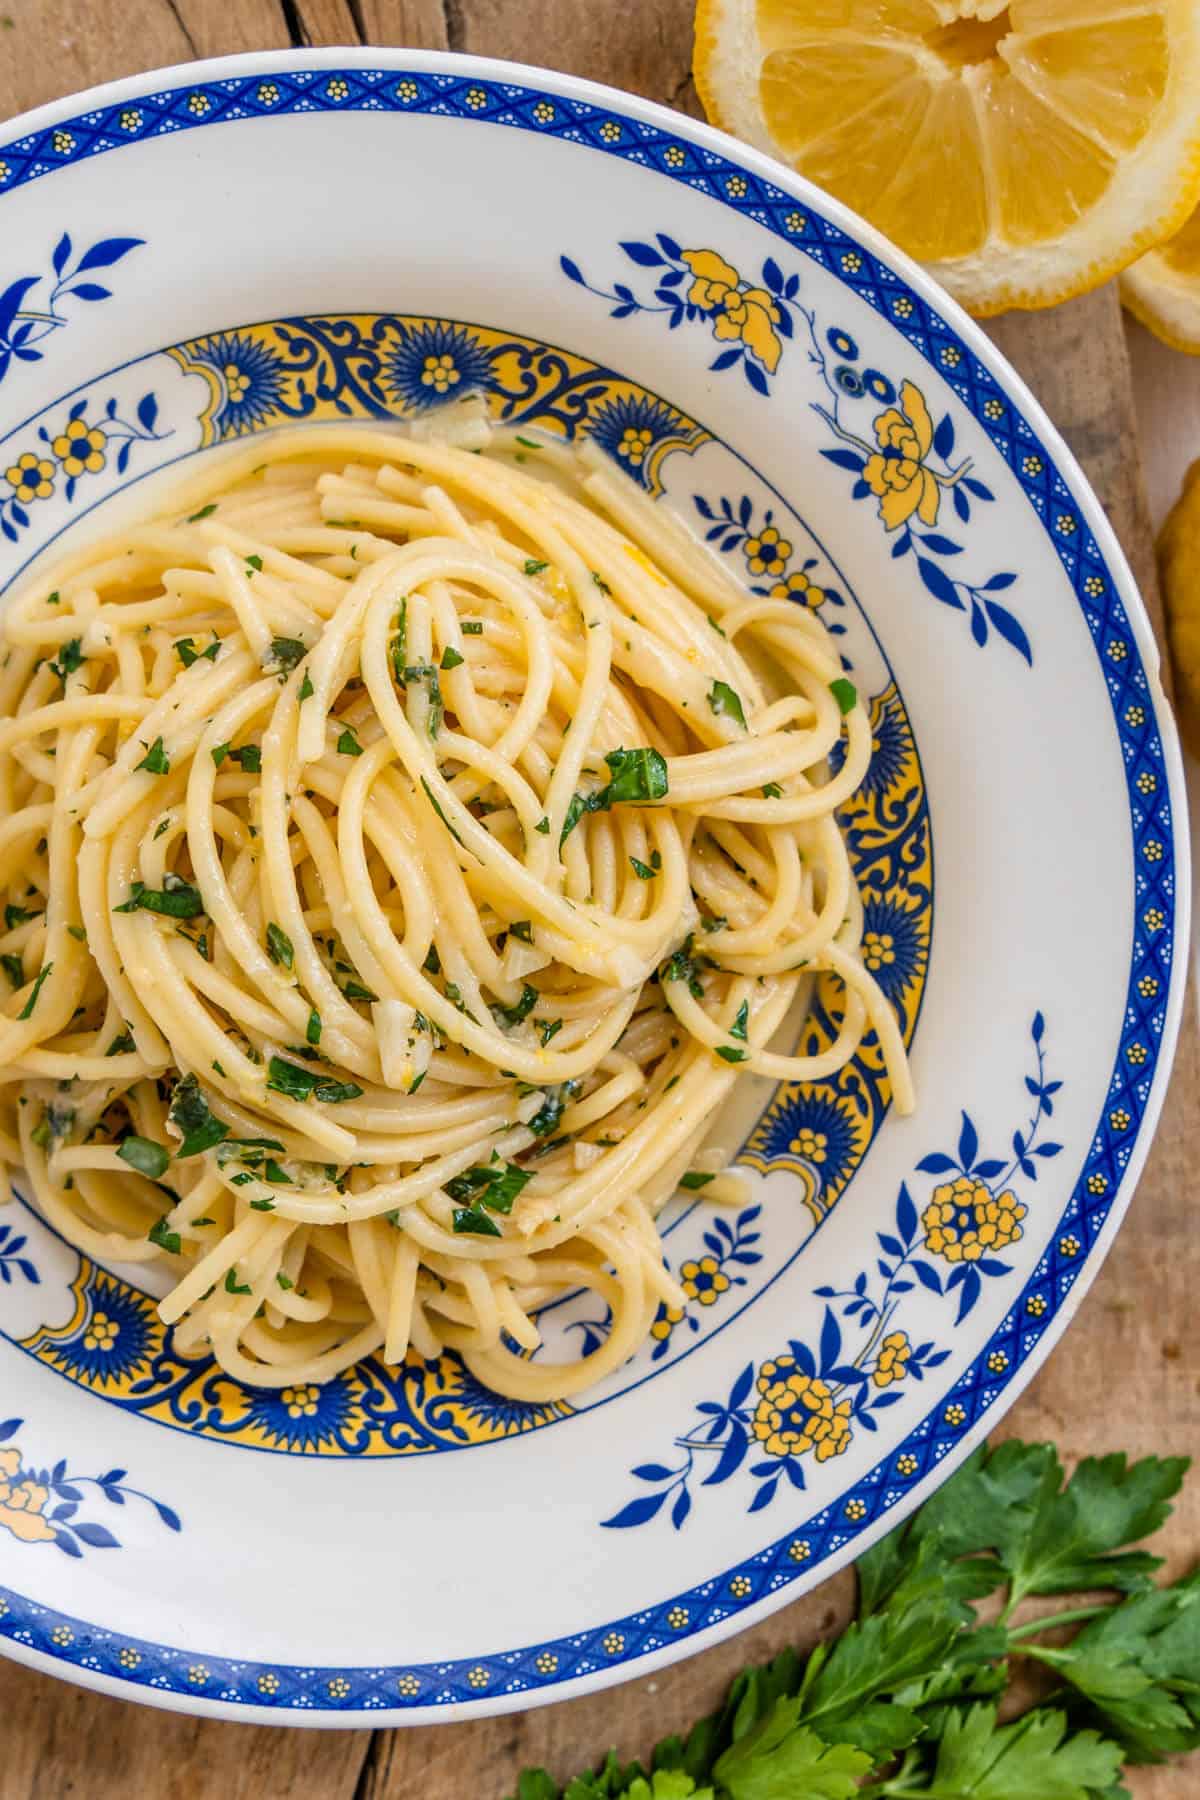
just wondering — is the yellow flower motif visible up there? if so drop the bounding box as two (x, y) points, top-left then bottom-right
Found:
(1107, 640), (1128, 661)
(1127, 706), (1146, 727)
(667, 1606), (689, 1629)
(896, 1453), (918, 1476)
(52, 131), (76, 154)
(397, 81), (419, 102)
(1127, 1042), (1147, 1066)
(465, 88), (487, 111)
(726, 175), (747, 198)
(872, 1330), (911, 1389)
(421, 353), (460, 394)
(51, 417), (106, 477)
(5, 452), (55, 503)
(119, 1647), (140, 1668)
(533, 102), (555, 124)
(618, 426), (653, 467)
(944, 1403), (966, 1426)
(680, 249), (782, 374)
(940, 345), (961, 368)
(983, 397), (1003, 419)
(893, 296), (914, 320)
(535, 1651), (558, 1674)
(790, 1126), (827, 1164)
(1059, 1234), (1080, 1257)
(862, 931), (895, 972)
(730, 1574), (752, 1597)
(326, 78), (349, 101)
(186, 94), (210, 117)
(788, 1537), (811, 1562)
(51, 1624), (73, 1645)
(845, 1498), (867, 1520)
(1084, 574), (1105, 596)
(752, 1356), (853, 1462)
(1143, 840), (1163, 862)
(224, 362), (250, 402)
(863, 381), (941, 532)
(397, 1673), (420, 1695)
(327, 1676), (350, 1698)
(119, 110), (142, 132)
(1109, 1109), (1130, 1131)
(1086, 1173), (1107, 1195)
(770, 568), (825, 608)
(84, 1311), (118, 1352)
(1026, 1294), (1047, 1316)
(600, 122), (621, 143)
(1136, 772), (1157, 795)
(257, 1672), (280, 1694)
(467, 1665), (489, 1688)
(987, 1351), (1008, 1374)
(785, 211), (806, 234)
(282, 1383), (319, 1418)
(188, 1664), (210, 1685)
(257, 83), (280, 105)
(1138, 974), (1159, 997)
(680, 1255), (731, 1306)
(841, 252), (862, 274)
(665, 146), (686, 168)
(0, 1599), (8, 1616)
(922, 1176), (1026, 1264)
(742, 522), (791, 576)
(1144, 906), (1163, 929)
(1022, 455), (1043, 476)
(0, 161), (10, 184)
(1056, 513), (1077, 535)
(602, 1632), (624, 1654)
(651, 1303), (684, 1343)
(0, 1446), (56, 1544)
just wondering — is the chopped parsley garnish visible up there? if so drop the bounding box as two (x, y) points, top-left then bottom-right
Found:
(538, 1018), (563, 1046)
(224, 1268), (252, 1295)
(402, 662), (444, 738)
(706, 613), (727, 637)
(729, 1000), (749, 1042)
(245, 554), (263, 574)
(716, 1045), (748, 1063)
(249, 1196), (275, 1210)
(492, 983), (538, 1029)
(106, 1028), (136, 1055)
(232, 743), (261, 773)
(390, 597), (408, 681)
(534, 816), (550, 835)
(603, 746), (669, 803)
(148, 1216), (181, 1255)
(461, 620), (483, 635)
(515, 435), (540, 450)
(509, 920), (534, 943)
(341, 978), (377, 1002)
(762, 782), (783, 799)
(175, 636), (220, 668)
(264, 636), (306, 675)
(420, 777), (463, 844)
(524, 559), (549, 576)
(452, 1206), (502, 1237)
(135, 736), (170, 775)
(708, 679), (747, 729)
(4, 904), (33, 930)
(528, 1083), (575, 1138)
(265, 923), (294, 970)
(49, 639), (84, 686)
(186, 503), (217, 523)
(114, 877), (204, 919)
(423, 945), (441, 976)
(440, 646), (465, 670)
(168, 1072), (229, 1158)
(830, 676), (858, 714)
(336, 726), (363, 756)
(67, 924), (86, 942)
(660, 934), (710, 1000)
(0, 953), (24, 988)
(592, 571), (612, 595)
(306, 1007), (322, 1046)
(629, 850), (662, 880)
(446, 1153), (532, 1215)
(17, 962), (52, 1020)
(299, 672), (314, 702)
(276, 1272), (294, 1290)
(265, 1056), (363, 1104)
(680, 1170), (716, 1190)
(118, 1136), (170, 1179)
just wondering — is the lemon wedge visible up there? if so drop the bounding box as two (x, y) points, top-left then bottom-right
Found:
(694, 0), (1200, 316)
(1122, 198), (1200, 351)
(1158, 457), (1200, 757)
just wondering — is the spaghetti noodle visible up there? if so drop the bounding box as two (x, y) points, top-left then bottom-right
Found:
(0, 414), (911, 1400)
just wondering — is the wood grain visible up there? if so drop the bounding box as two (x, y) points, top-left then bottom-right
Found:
(1, 7), (1198, 1797)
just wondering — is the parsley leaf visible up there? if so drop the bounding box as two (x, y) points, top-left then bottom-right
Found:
(175, 636), (220, 668)
(118, 1135), (170, 1179)
(265, 636), (306, 674)
(17, 962), (52, 1019)
(168, 1072), (229, 1158)
(708, 680), (747, 729)
(830, 677), (858, 715)
(440, 646), (465, 670)
(114, 878), (204, 918)
(265, 922), (294, 970)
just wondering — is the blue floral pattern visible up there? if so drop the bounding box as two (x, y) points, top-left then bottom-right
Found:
(0, 1415), (179, 1557)
(604, 1016), (1056, 1530)
(0, 231), (142, 390)
(1, 389), (168, 544)
(0, 1221), (37, 1287)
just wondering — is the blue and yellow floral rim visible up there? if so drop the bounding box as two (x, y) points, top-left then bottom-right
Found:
(0, 60), (1181, 1717)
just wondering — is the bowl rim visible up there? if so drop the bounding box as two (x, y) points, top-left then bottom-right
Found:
(0, 43), (1189, 1730)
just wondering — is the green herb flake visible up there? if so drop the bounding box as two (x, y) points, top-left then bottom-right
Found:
(630, 852), (661, 880)
(118, 1135), (170, 1179)
(446, 1154), (532, 1215)
(538, 1018), (563, 1046)
(167, 1072), (230, 1158)
(106, 1029), (136, 1055)
(729, 999), (749, 1042)
(306, 1007), (322, 1046)
(716, 1044), (748, 1063)
(4, 904), (33, 930)
(266, 922), (294, 970)
(175, 636), (220, 668)
(680, 1170), (716, 1190)
(830, 676), (858, 714)
(440, 646), (465, 670)
(337, 726), (363, 756)
(186, 503), (217, 523)
(0, 953), (24, 988)
(707, 613), (727, 637)
(452, 1205), (502, 1238)
(276, 1271), (295, 1290)
(492, 983), (538, 1030)
(762, 782), (783, 799)
(114, 879), (204, 919)
(708, 679), (748, 729)
(534, 816), (550, 835)
(245, 554), (263, 574)
(149, 1216), (182, 1255)
(211, 743), (231, 768)
(420, 776), (463, 845)
(265, 636), (306, 675)
(17, 962), (52, 1020)
(49, 639), (85, 686)
(604, 746), (669, 804)
(232, 744), (262, 774)
(224, 1268), (252, 1295)
(135, 736), (170, 775)
(299, 672), (314, 702)
(461, 620), (484, 635)
(509, 920), (534, 944)
(67, 924), (87, 942)
(265, 1055), (362, 1104)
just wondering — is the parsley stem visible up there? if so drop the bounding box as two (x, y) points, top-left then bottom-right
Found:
(1006, 1603), (1112, 1641)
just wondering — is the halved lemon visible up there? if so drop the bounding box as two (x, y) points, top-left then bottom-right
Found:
(1121, 199), (1200, 351)
(694, 0), (1200, 317)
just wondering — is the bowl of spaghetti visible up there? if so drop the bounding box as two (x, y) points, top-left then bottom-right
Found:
(0, 48), (1186, 1726)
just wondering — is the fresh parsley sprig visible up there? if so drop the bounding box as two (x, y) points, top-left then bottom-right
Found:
(510, 1438), (1200, 1800)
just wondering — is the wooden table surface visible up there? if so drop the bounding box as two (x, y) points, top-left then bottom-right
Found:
(2, 4), (1199, 1796)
